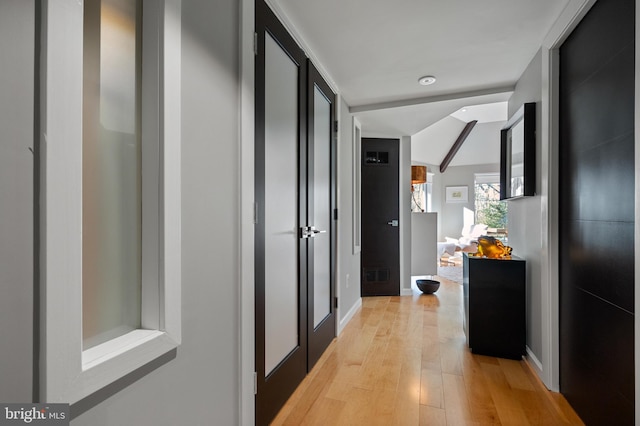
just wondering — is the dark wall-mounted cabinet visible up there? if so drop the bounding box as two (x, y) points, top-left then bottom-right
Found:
(463, 254), (525, 360)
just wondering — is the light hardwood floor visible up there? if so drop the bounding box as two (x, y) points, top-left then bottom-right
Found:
(271, 274), (584, 425)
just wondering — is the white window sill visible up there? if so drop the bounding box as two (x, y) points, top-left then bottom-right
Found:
(82, 329), (166, 370)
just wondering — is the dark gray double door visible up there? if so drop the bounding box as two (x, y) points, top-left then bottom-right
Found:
(255, 2), (337, 424)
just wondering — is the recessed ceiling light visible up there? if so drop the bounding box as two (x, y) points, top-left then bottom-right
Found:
(418, 75), (436, 86)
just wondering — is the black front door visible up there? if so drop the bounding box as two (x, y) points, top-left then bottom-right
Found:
(360, 138), (400, 296)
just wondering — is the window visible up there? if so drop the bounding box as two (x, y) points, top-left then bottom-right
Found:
(82, 0), (143, 350)
(352, 118), (361, 253)
(41, 0), (181, 403)
(474, 173), (508, 240)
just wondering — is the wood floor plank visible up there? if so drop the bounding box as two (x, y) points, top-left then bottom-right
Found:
(522, 360), (585, 425)
(270, 281), (584, 426)
(393, 387), (420, 425)
(439, 338), (465, 376)
(497, 358), (536, 391)
(355, 335), (388, 390)
(324, 377), (356, 402)
(480, 362), (531, 426)
(510, 388), (565, 426)
(419, 405), (447, 426)
(273, 376), (330, 426)
(333, 386), (376, 426)
(546, 392), (586, 425)
(442, 373), (476, 425)
(420, 369), (444, 408)
(461, 351), (502, 425)
(397, 349), (422, 407)
(398, 346), (422, 382)
(374, 360), (402, 391)
(423, 308), (438, 326)
(298, 396), (346, 426)
(370, 388), (398, 425)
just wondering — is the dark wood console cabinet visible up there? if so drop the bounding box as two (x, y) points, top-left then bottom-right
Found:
(463, 253), (525, 359)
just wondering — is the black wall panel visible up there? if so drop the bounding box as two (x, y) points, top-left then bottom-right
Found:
(559, 0), (635, 423)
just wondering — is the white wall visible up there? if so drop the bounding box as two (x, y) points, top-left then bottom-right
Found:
(0, 0), (34, 403)
(451, 121), (504, 166)
(73, 1), (241, 423)
(412, 116), (466, 166)
(411, 212), (438, 276)
(400, 136), (412, 294)
(337, 98), (362, 331)
(506, 49), (544, 369)
(434, 163), (500, 240)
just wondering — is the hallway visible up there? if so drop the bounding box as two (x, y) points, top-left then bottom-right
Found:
(271, 277), (583, 425)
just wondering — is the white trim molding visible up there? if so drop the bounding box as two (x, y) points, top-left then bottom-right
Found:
(239, 0), (256, 423)
(525, 346), (544, 379)
(40, 0), (182, 404)
(538, 0), (598, 392)
(337, 298), (362, 336)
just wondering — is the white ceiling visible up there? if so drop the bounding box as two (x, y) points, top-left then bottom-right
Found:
(270, 0), (570, 163)
(412, 117), (506, 168)
(449, 101), (508, 124)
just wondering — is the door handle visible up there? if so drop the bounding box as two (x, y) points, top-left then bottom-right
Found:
(300, 227), (312, 239)
(300, 226), (328, 239)
(387, 220), (399, 227)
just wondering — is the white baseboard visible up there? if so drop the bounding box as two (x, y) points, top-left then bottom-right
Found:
(525, 346), (545, 384)
(401, 288), (413, 296)
(337, 297), (362, 336)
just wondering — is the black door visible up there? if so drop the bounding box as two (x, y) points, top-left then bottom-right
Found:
(255, 3), (307, 423)
(255, 3), (337, 424)
(361, 138), (400, 296)
(306, 62), (337, 369)
(559, 0), (634, 423)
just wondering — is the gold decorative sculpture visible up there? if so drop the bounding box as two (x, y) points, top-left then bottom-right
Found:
(471, 236), (512, 259)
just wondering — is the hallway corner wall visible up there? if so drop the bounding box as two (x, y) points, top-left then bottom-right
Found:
(507, 49), (544, 369)
(73, 0), (242, 423)
(337, 97), (362, 331)
(0, 0), (35, 403)
(400, 136), (412, 294)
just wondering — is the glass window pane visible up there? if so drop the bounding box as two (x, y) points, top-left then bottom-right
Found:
(313, 86), (331, 327)
(82, 0), (142, 349)
(264, 33), (299, 376)
(474, 175), (508, 242)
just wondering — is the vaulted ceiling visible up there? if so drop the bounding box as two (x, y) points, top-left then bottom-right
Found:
(269, 0), (570, 164)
